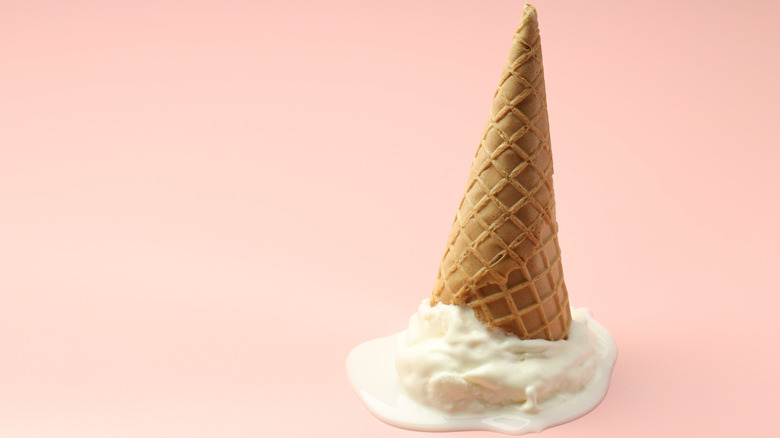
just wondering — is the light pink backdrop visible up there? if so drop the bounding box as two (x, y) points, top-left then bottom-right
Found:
(2, 0), (779, 436)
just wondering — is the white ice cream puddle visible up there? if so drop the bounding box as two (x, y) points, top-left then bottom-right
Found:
(347, 306), (617, 435)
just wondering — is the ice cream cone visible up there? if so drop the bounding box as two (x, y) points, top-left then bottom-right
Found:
(431, 4), (571, 341)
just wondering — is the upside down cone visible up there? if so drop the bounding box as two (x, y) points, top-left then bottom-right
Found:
(431, 4), (571, 341)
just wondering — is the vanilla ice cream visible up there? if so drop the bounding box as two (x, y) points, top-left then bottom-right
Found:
(395, 300), (609, 414)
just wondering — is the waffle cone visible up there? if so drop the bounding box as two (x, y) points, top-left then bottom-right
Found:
(431, 4), (571, 341)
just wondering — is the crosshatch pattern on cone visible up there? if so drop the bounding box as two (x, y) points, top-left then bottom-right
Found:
(431, 5), (572, 341)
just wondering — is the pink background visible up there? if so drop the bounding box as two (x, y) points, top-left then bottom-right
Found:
(2, 0), (779, 436)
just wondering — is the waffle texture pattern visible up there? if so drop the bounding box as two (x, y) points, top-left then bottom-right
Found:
(431, 5), (571, 341)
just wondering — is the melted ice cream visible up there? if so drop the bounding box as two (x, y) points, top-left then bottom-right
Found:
(395, 301), (604, 414)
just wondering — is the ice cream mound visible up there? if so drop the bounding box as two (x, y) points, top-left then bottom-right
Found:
(395, 301), (610, 415)
(346, 300), (616, 434)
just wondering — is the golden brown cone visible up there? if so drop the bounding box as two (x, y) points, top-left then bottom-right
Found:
(430, 4), (571, 341)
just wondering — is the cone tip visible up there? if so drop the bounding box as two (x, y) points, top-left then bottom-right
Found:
(522, 3), (538, 22)
(513, 3), (540, 47)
